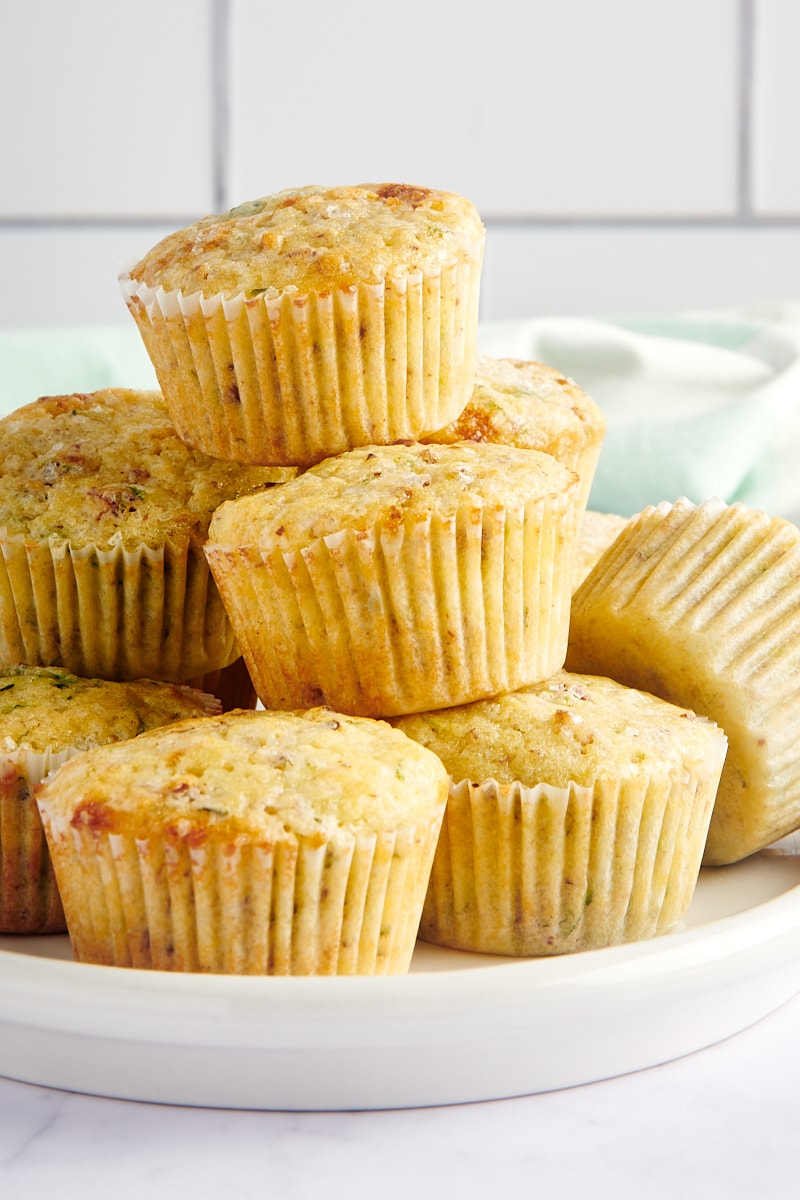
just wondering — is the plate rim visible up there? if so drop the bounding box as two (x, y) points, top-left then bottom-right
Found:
(1, 856), (800, 1037)
(2, 855), (800, 1107)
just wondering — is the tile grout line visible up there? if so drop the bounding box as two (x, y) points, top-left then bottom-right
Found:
(738, 0), (755, 218)
(481, 214), (800, 229)
(4, 214), (800, 231)
(212, 0), (231, 212)
(0, 0), (792, 237)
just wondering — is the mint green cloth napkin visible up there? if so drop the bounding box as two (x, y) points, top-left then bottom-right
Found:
(478, 314), (800, 519)
(0, 326), (157, 412)
(3, 315), (800, 521)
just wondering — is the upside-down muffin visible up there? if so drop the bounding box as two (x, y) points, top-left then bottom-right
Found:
(571, 509), (628, 590)
(567, 497), (800, 864)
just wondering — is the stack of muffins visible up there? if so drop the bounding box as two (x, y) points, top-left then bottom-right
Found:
(10, 178), (791, 977)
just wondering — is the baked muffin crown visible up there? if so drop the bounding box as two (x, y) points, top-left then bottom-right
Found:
(208, 440), (578, 549)
(0, 666), (220, 755)
(0, 388), (283, 549)
(37, 706), (448, 838)
(427, 355), (605, 458)
(37, 706), (449, 973)
(393, 670), (727, 790)
(128, 183), (485, 297)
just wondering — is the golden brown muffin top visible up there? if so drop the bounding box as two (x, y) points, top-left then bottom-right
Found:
(207, 441), (578, 550)
(393, 670), (727, 789)
(36, 707), (449, 839)
(425, 355), (606, 458)
(0, 666), (219, 755)
(0, 389), (289, 550)
(126, 183), (485, 296)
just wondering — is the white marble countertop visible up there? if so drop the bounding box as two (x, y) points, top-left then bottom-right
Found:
(1, 987), (799, 1198)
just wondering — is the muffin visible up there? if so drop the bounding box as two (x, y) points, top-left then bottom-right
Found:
(424, 355), (606, 513)
(567, 497), (800, 865)
(36, 707), (449, 975)
(572, 510), (628, 590)
(393, 671), (728, 956)
(0, 388), (288, 682)
(204, 441), (582, 718)
(120, 183), (485, 467)
(0, 666), (221, 934)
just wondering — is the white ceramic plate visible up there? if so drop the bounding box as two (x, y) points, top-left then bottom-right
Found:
(1, 849), (800, 1111)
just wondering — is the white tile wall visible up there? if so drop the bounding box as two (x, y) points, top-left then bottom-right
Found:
(229, 0), (739, 218)
(0, 226), (183, 328)
(0, 0), (798, 331)
(481, 225), (800, 319)
(0, 0), (216, 218)
(752, 0), (800, 214)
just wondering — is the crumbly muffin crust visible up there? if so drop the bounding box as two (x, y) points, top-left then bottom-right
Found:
(0, 666), (219, 754)
(208, 440), (577, 550)
(0, 389), (286, 549)
(128, 183), (485, 297)
(37, 707), (447, 840)
(426, 355), (606, 463)
(393, 670), (725, 789)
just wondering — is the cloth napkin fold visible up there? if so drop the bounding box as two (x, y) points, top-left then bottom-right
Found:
(2, 313), (800, 521)
(478, 313), (800, 520)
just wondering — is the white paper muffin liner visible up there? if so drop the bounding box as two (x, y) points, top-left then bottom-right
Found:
(40, 809), (442, 975)
(121, 252), (482, 467)
(564, 440), (604, 515)
(0, 530), (239, 683)
(205, 490), (578, 718)
(420, 758), (722, 956)
(568, 497), (800, 864)
(0, 744), (75, 933)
